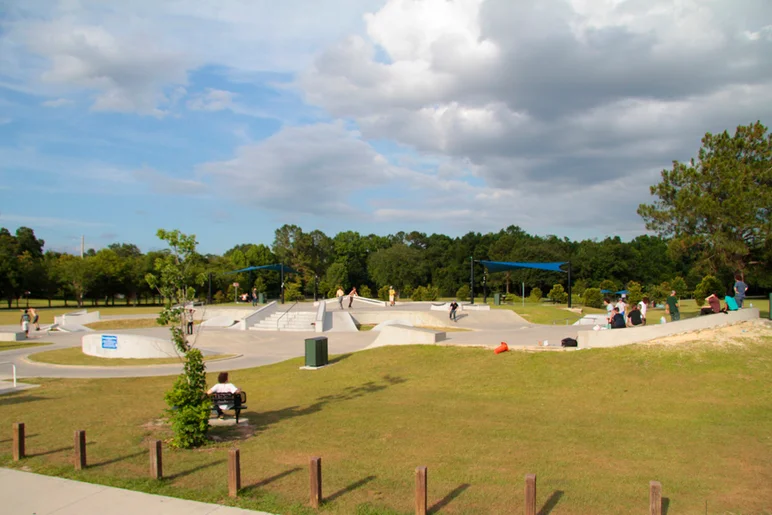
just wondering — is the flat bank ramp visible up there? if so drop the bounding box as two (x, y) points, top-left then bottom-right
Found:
(366, 324), (446, 349)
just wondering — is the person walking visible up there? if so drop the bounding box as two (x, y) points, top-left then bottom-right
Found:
(733, 273), (748, 308)
(449, 300), (459, 322)
(388, 286), (396, 307)
(666, 290), (680, 322)
(348, 287), (358, 308)
(20, 309), (31, 337)
(186, 308), (195, 335)
(336, 287), (345, 309)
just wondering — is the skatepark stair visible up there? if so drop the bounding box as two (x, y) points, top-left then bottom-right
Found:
(249, 311), (317, 331)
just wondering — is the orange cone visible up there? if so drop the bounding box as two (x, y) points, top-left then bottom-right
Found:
(494, 342), (509, 354)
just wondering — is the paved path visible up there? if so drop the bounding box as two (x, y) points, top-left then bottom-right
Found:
(0, 468), (274, 515)
(0, 304), (591, 380)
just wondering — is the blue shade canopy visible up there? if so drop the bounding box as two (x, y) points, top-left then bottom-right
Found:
(479, 260), (568, 273)
(601, 289), (612, 294)
(615, 290), (628, 295)
(226, 264), (299, 275)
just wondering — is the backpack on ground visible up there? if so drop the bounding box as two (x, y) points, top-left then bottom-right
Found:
(561, 337), (578, 347)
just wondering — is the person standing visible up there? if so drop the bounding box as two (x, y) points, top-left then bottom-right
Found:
(666, 290), (680, 321)
(388, 286), (396, 307)
(616, 297), (626, 318)
(348, 287), (358, 308)
(251, 288), (258, 307)
(638, 296), (649, 325)
(336, 287), (345, 309)
(733, 273), (747, 308)
(20, 309), (31, 337)
(29, 307), (40, 331)
(186, 308), (195, 335)
(449, 300), (459, 322)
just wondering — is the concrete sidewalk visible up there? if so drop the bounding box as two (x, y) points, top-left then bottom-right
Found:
(0, 468), (275, 515)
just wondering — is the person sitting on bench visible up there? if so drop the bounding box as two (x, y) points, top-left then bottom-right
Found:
(207, 372), (241, 419)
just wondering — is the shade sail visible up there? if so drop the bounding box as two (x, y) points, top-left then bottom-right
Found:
(479, 260), (568, 273)
(226, 264), (299, 275)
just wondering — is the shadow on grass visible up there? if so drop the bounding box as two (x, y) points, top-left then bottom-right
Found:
(537, 490), (564, 515)
(29, 446), (71, 458)
(326, 475), (377, 503)
(0, 394), (48, 406)
(328, 353), (353, 365)
(429, 483), (470, 513)
(663, 496), (670, 515)
(252, 376), (407, 434)
(167, 458), (226, 481)
(242, 467), (302, 493)
(91, 451), (145, 469)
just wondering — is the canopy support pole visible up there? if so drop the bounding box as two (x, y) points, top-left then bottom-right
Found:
(470, 256), (475, 305)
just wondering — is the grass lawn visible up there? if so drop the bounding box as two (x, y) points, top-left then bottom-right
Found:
(493, 302), (606, 324)
(84, 319), (201, 331)
(26, 347), (237, 366)
(0, 340), (53, 352)
(0, 305), (162, 326)
(3, 335), (772, 514)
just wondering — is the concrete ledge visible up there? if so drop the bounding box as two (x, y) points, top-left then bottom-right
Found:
(461, 304), (490, 311)
(55, 310), (100, 326)
(578, 308), (760, 348)
(0, 332), (25, 342)
(367, 324), (446, 349)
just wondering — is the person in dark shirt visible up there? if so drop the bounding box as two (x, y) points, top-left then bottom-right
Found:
(449, 301), (459, 322)
(626, 304), (643, 326)
(666, 290), (680, 321)
(610, 307), (626, 329)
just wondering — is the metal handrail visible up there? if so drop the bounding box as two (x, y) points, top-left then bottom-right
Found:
(276, 301), (299, 330)
(0, 361), (17, 387)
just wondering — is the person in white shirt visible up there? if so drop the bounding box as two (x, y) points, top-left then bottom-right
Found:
(207, 372), (241, 419)
(616, 298), (626, 317)
(638, 296), (649, 325)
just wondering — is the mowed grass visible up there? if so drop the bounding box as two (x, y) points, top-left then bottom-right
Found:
(0, 305), (162, 326)
(0, 340), (52, 352)
(84, 319), (200, 330)
(27, 347), (237, 367)
(2, 339), (772, 514)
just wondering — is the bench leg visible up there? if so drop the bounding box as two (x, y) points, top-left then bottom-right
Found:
(235, 409), (240, 424)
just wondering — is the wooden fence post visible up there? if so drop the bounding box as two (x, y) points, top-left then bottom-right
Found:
(149, 440), (163, 479)
(74, 430), (86, 470)
(309, 456), (322, 508)
(228, 449), (241, 497)
(649, 481), (662, 515)
(415, 466), (428, 515)
(525, 474), (537, 515)
(13, 423), (25, 461)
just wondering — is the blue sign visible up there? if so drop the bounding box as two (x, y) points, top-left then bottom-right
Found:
(101, 335), (118, 350)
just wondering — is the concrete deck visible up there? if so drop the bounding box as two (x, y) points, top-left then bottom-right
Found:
(0, 468), (274, 515)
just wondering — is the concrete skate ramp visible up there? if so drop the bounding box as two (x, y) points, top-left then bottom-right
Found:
(58, 324), (93, 333)
(372, 319), (413, 331)
(367, 324), (446, 349)
(327, 312), (358, 332)
(200, 315), (238, 328)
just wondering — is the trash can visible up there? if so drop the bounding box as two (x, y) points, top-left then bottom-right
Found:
(305, 336), (328, 368)
(494, 292), (502, 305)
(258, 292), (265, 304)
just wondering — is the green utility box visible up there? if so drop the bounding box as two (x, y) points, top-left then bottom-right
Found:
(494, 292), (502, 305)
(305, 336), (328, 368)
(258, 292), (265, 304)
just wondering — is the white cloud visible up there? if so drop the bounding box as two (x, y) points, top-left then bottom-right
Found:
(132, 166), (208, 195)
(0, 213), (111, 228)
(41, 98), (74, 107)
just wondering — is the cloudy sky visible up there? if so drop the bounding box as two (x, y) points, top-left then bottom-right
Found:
(1, 0), (771, 254)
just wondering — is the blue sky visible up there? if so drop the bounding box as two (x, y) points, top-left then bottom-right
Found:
(1, 0), (770, 254)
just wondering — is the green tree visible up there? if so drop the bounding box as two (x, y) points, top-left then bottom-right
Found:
(599, 279), (618, 294)
(528, 287), (542, 302)
(638, 121), (772, 283)
(626, 281), (644, 308)
(670, 276), (689, 298)
(145, 229), (208, 449)
(694, 275), (726, 302)
(547, 284), (568, 304)
(455, 284), (470, 301)
(359, 285), (372, 298)
(582, 287), (603, 308)
(367, 244), (426, 291)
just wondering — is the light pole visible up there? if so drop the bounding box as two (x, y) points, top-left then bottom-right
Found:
(314, 275), (319, 301)
(483, 272), (488, 304)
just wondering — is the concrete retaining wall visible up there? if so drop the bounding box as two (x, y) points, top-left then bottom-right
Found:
(82, 333), (180, 359)
(235, 302), (278, 330)
(315, 301), (327, 333)
(577, 308), (760, 348)
(367, 324), (446, 349)
(0, 332), (25, 342)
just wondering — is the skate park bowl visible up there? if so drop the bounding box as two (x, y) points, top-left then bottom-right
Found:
(82, 333), (180, 359)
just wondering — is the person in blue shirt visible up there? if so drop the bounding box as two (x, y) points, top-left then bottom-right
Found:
(733, 274), (747, 307)
(610, 307), (626, 329)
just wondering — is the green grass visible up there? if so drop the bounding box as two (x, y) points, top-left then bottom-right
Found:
(493, 301), (606, 324)
(84, 319), (201, 330)
(0, 305), (162, 326)
(2, 336), (772, 514)
(0, 340), (53, 352)
(27, 347), (237, 366)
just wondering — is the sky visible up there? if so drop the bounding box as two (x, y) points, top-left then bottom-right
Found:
(1, 0), (771, 255)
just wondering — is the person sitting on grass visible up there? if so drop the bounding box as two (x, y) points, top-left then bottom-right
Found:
(207, 372), (241, 419)
(610, 307), (626, 329)
(626, 303), (644, 327)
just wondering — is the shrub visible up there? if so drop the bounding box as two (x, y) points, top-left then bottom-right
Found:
(582, 287), (603, 308)
(455, 284), (470, 301)
(547, 284), (568, 304)
(424, 285), (440, 301)
(359, 285), (372, 298)
(164, 348), (210, 448)
(694, 275), (726, 302)
(411, 286), (426, 301)
(506, 293), (522, 304)
(646, 282), (670, 305)
(573, 279), (588, 297)
(284, 282), (304, 302)
(626, 281), (643, 307)
(599, 279), (618, 294)
(253, 277), (266, 293)
(213, 290), (225, 304)
(378, 285), (390, 301)
(528, 287), (542, 302)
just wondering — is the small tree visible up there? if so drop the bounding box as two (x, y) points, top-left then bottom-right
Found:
(411, 286), (427, 301)
(646, 282), (670, 305)
(671, 276), (689, 298)
(626, 281), (644, 307)
(359, 285), (372, 298)
(582, 287), (603, 308)
(455, 284), (470, 301)
(572, 279), (588, 297)
(378, 285), (390, 301)
(694, 275), (726, 302)
(547, 284), (568, 304)
(253, 277), (266, 293)
(145, 229), (208, 449)
(599, 279), (618, 294)
(528, 287), (542, 303)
